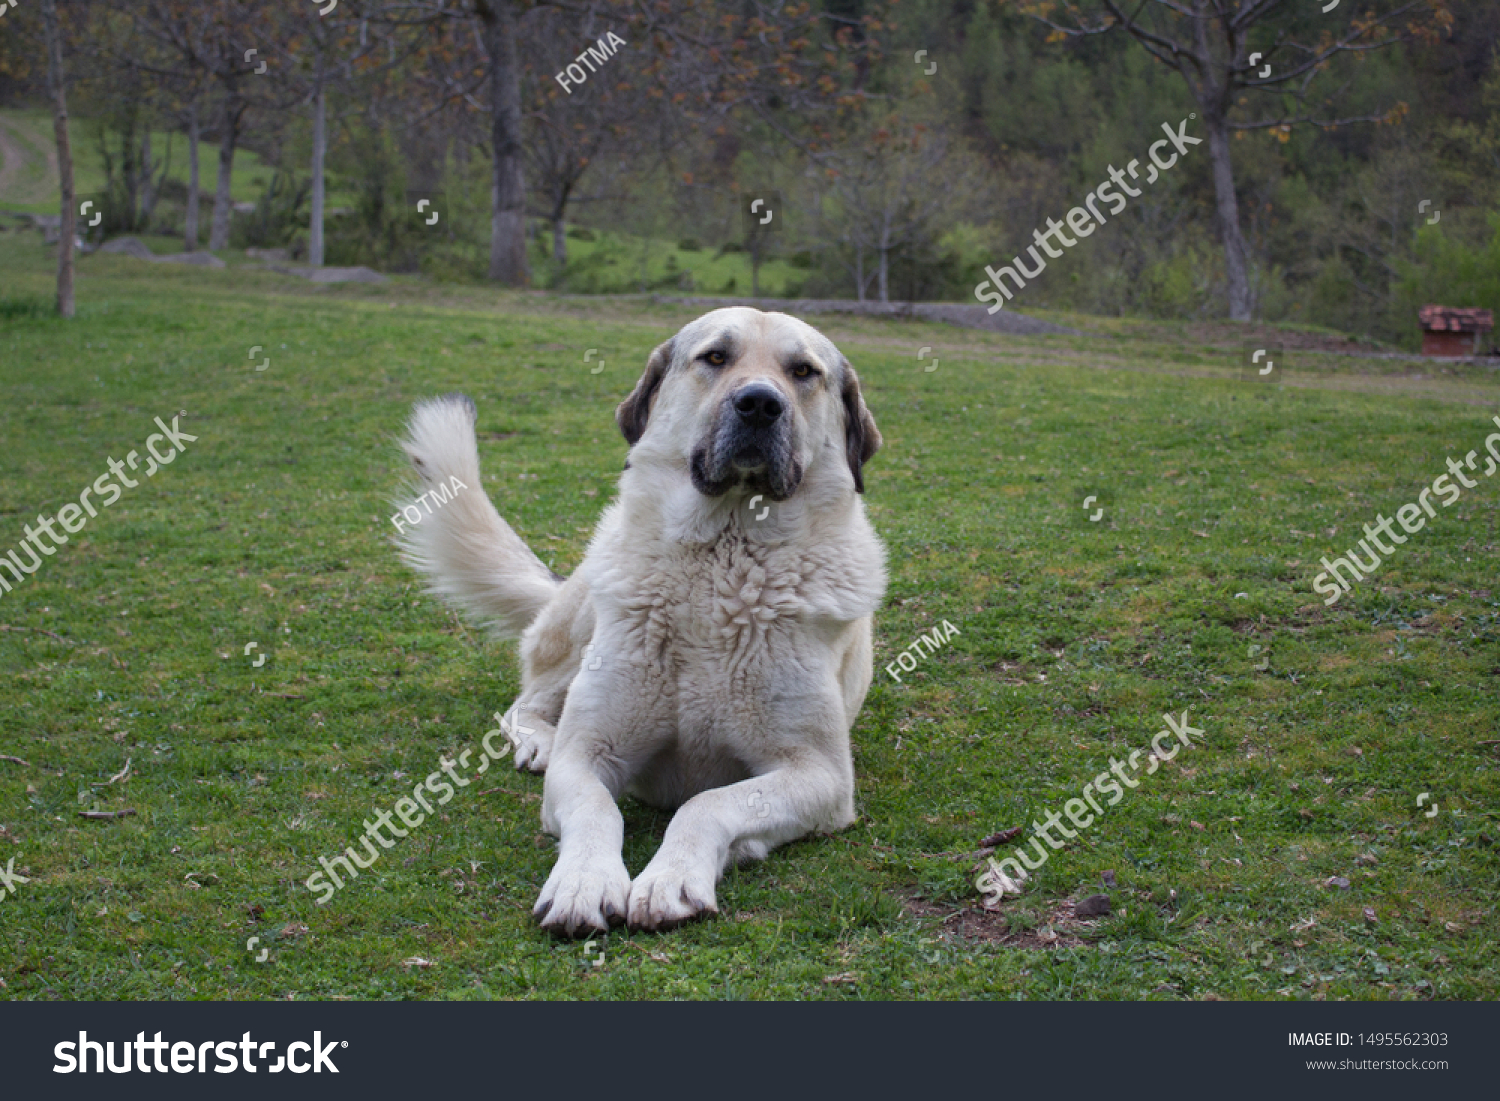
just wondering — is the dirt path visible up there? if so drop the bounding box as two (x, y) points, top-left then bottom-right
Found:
(0, 112), (58, 206)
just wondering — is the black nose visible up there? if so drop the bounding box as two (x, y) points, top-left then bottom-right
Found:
(733, 384), (784, 428)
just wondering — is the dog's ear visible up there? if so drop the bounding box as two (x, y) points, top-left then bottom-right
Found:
(839, 358), (882, 493)
(616, 338), (674, 446)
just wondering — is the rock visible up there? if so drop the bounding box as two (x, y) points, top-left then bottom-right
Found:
(310, 265), (385, 283)
(157, 251), (225, 268)
(267, 263), (388, 284)
(1074, 893), (1111, 918)
(1101, 869), (1117, 887)
(99, 236), (156, 259)
(97, 237), (225, 267)
(1324, 876), (1350, 890)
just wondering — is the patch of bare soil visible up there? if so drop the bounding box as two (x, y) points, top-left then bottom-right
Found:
(904, 895), (1105, 949)
(1180, 320), (1391, 356)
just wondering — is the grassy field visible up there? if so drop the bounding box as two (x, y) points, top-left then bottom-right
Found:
(0, 232), (1497, 1001)
(0, 108), (277, 216)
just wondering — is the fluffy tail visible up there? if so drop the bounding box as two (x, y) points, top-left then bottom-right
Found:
(395, 394), (561, 638)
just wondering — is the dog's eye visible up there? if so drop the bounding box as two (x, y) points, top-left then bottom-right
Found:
(791, 363), (814, 378)
(703, 350), (727, 367)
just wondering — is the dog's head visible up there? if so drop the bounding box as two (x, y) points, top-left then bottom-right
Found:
(616, 308), (881, 501)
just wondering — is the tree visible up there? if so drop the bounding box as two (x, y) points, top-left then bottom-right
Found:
(473, 0), (528, 283)
(818, 109), (974, 301)
(41, 0), (77, 318)
(1013, 0), (1451, 320)
(522, 9), (652, 266)
(274, 1), (409, 267)
(133, 0), (281, 250)
(405, 0), (882, 285)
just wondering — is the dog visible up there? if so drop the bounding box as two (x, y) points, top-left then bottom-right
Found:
(395, 307), (885, 935)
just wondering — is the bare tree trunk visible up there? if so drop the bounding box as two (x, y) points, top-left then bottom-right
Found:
(854, 248), (865, 302)
(478, 0), (528, 284)
(138, 127), (151, 227)
(185, 100), (200, 250)
(139, 126), (168, 228)
(310, 80), (326, 266)
(209, 92), (241, 251)
(42, 0), (75, 319)
(121, 111), (139, 230)
(552, 216), (566, 265)
(878, 245), (890, 303)
(1204, 112), (1253, 321)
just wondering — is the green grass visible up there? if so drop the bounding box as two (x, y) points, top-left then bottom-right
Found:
(527, 226), (808, 297)
(0, 233), (1497, 1001)
(0, 107), (286, 216)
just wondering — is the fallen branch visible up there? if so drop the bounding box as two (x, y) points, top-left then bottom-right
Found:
(0, 755), (29, 767)
(0, 624), (69, 642)
(978, 826), (1024, 849)
(78, 809), (137, 820)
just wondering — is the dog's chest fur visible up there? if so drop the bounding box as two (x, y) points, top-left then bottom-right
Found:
(607, 532), (816, 663)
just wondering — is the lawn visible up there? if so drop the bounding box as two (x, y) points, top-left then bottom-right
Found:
(0, 232), (1496, 1000)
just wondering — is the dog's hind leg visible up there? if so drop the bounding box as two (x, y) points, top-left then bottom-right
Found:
(505, 570), (596, 774)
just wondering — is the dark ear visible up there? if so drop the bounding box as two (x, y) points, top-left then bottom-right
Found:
(615, 338), (674, 446)
(839, 359), (882, 493)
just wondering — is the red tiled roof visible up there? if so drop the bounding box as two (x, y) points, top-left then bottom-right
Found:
(1418, 305), (1494, 332)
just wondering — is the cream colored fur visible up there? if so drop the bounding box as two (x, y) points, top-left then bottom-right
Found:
(396, 308), (885, 935)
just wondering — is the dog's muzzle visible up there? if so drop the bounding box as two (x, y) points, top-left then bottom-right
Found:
(690, 383), (802, 500)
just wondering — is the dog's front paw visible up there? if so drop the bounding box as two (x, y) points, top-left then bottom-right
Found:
(533, 852), (630, 938)
(627, 854), (719, 932)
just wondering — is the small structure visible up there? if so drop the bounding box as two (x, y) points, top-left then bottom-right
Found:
(1418, 305), (1493, 357)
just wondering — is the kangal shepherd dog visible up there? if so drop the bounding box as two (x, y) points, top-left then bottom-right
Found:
(396, 307), (885, 935)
